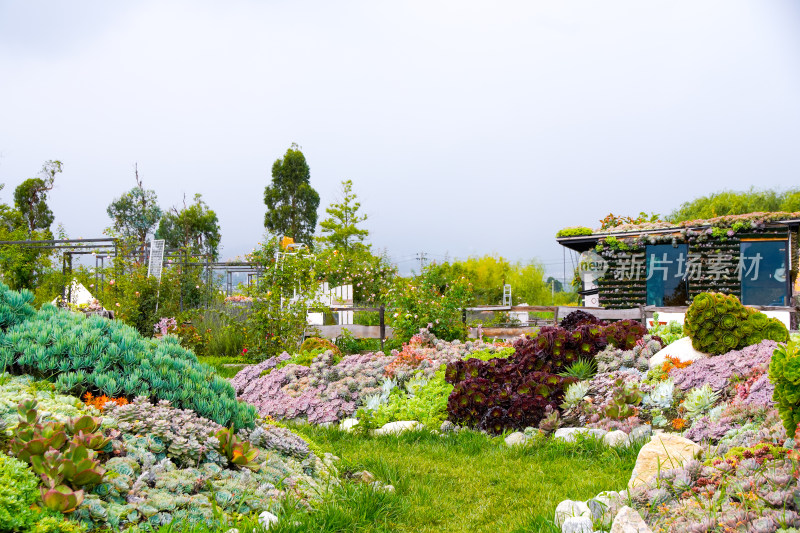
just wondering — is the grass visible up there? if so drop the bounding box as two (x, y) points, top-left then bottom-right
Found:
(197, 355), (249, 378)
(286, 426), (641, 533)
(146, 427), (639, 532)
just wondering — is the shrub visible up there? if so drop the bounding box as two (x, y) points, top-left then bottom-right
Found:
(0, 283), (256, 429)
(683, 292), (788, 354)
(300, 337), (341, 358)
(0, 451), (41, 531)
(769, 338), (800, 437)
(556, 226), (593, 238)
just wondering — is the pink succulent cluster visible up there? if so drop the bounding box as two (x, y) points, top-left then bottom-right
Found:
(232, 333), (503, 424)
(671, 341), (777, 392)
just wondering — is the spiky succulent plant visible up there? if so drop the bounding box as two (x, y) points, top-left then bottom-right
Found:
(561, 381), (590, 409)
(683, 384), (719, 419)
(643, 379), (675, 410)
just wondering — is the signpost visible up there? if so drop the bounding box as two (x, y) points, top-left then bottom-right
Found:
(149, 239), (165, 313)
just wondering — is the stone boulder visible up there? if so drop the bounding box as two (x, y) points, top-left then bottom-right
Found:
(648, 336), (707, 370)
(374, 420), (423, 436)
(554, 500), (591, 527)
(628, 433), (702, 489)
(561, 516), (593, 533)
(504, 431), (529, 446)
(603, 430), (630, 447)
(554, 427), (608, 443)
(610, 506), (652, 533)
(339, 418), (359, 432)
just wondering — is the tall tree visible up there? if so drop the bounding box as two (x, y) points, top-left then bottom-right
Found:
(106, 164), (163, 245)
(156, 194), (221, 260)
(318, 180), (368, 252)
(263, 143), (320, 244)
(14, 160), (62, 234)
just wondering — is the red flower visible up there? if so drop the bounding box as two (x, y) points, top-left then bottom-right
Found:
(242, 348), (248, 354)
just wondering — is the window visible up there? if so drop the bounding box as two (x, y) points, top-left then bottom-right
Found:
(646, 244), (689, 306)
(740, 240), (789, 306)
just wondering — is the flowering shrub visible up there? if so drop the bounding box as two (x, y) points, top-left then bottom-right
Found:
(153, 316), (178, 336)
(385, 265), (472, 342)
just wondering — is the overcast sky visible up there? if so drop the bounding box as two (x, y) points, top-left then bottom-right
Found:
(1, 1), (799, 282)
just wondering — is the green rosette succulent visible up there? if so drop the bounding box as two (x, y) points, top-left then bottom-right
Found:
(684, 292), (788, 354)
(769, 339), (800, 437)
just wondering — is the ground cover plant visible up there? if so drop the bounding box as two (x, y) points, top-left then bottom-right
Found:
(231, 330), (508, 425)
(0, 373), (333, 532)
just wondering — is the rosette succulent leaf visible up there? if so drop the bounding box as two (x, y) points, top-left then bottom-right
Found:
(684, 292), (788, 354)
(214, 427), (260, 471)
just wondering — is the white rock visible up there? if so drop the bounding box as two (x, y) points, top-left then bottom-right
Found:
(648, 336), (707, 370)
(339, 418), (359, 432)
(610, 506), (652, 533)
(374, 420), (423, 435)
(628, 433), (702, 489)
(554, 427), (608, 443)
(562, 516), (593, 533)
(504, 431), (528, 446)
(629, 425), (652, 443)
(603, 430), (630, 448)
(554, 500), (591, 527)
(258, 511), (279, 529)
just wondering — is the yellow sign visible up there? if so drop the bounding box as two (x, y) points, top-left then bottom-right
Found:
(280, 236), (295, 250)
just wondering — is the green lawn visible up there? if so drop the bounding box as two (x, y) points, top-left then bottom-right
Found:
(286, 427), (640, 533)
(197, 355), (249, 378)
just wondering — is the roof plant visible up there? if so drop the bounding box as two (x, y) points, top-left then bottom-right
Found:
(0, 282), (256, 429)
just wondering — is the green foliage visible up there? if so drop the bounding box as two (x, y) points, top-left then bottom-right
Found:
(769, 339), (800, 438)
(555, 227), (593, 238)
(245, 238), (319, 360)
(263, 143), (320, 244)
(683, 292), (789, 354)
(429, 255), (573, 306)
(359, 369), (454, 428)
(177, 306), (249, 359)
(386, 265), (472, 342)
(648, 313), (685, 345)
(467, 346), (515, 361)
(14, 160), (62, 234)
(314, 244), (396, 305)
(669, 187), (800, 222)
(0, 181), (56, 292)
(82, 242), (212, 337)
(106, 169), (162, 245)
(318, 180), (369, 252)
(155, 193), (221, 260)
(0, 451), (41, 530)
(0, 283), (255, 428)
